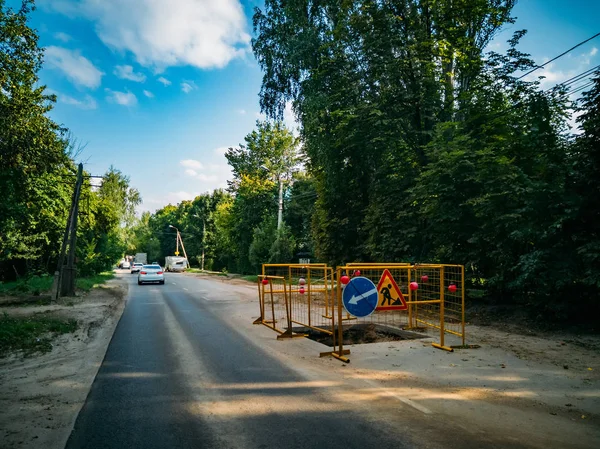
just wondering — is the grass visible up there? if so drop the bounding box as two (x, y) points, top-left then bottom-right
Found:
(242, 275), (259, 283)
(187, 268), (229, 276)
(0, 313), (77, 357)
(75, 271), (114, 291)
(0, 275), (54, 296)
(0, 271), (115, 297)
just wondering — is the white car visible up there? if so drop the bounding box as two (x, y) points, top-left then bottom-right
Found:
(122, 261), (131, 269)
(138, 264), (165, 285)
(130, 262), (143, 274)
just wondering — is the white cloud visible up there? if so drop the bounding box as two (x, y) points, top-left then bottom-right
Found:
(165, 191), (197, 203)
(591, 47), (598, 57)
(180, 159), (203, 169)
(44, 46), (103, 89)
(180, 151), (233, 189)
(105, 89), (137, 106)
(54, 31), (72, 42)
(143, 90), (154, 98)
(157, 76), (171, 86)
(58, 93), (98, 110)
(114, 64), (146, 82)
(181, 81), (197, 93)
(237, 109), (246, 115)
(214, 147), (230, 156)
(48, 0), (250, 71)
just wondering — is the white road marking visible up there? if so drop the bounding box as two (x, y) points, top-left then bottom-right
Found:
(183, 288), (189, 291)
(383, 391), (433, 414)
(172, 282), (176, 285)
(363, 378), (433, 414)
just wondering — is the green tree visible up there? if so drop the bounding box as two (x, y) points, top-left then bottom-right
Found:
(0, 0), (73, 279)
(225, 121), (299, 273)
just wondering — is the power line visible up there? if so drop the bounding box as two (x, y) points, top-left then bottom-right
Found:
(517, 31), (600, 80)
(569, 81), (596, 96)
(559, 64), (600, 89)
(544, 65), (600, 94)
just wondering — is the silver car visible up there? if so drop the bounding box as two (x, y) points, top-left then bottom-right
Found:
(138, 265), (165, 285)
(130, 262), (143, 274)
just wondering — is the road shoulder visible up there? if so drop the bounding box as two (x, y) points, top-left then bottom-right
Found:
(0, 275), (129, 449)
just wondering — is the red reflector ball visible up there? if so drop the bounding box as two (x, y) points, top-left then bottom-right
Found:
(353, 270), (361, 277)
(261, 279), (269, 285)
(421, 275), (429, 282)
(448, 284), (457, 293)
(299, 278), (306, 285)
(299, 287), (305, 294)
(340, 275), (350, 285)
(410, 282), (419, 291)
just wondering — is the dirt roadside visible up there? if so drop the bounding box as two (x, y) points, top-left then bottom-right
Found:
(0, 275), (128, 449)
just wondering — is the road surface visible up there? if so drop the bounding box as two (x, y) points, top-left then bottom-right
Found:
(64, 272), (540, 449)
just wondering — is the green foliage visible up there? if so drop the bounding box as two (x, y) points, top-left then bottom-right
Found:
(0, 2), (137, 282)
(269, 224), (296, 264)
(0, 274), (53, 296)
(249, 217), (277, 271)
(75, 271), (115, 292)
(0, 1), (74, 278)
(0, 313), (77, 357)
(250, 0), (600, 324)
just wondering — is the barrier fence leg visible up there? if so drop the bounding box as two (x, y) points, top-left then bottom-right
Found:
(307, 268), (312, 327)
(461, 265), (466, 346)
(320, 270), (350, 361)
(253, 277), (264, 324)
(432, 266), (453, 352)
(407, 268), (413, 328)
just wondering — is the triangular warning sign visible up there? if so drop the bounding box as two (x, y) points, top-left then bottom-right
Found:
(376, 269), (408, 311)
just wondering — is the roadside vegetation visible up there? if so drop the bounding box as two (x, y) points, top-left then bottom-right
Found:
(129, 1), (600, 327)
(0, 272), (115, 297)
(0, 313), (77, 357)
(0, 2), (139, 285)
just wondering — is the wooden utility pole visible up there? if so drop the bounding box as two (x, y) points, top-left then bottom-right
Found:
(177, 232), (189, 265)
(52, 163), (84, 299)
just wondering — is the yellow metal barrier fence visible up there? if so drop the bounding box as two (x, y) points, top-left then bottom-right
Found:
(255, 263), (465, 362)
(254, 275), (305, 339)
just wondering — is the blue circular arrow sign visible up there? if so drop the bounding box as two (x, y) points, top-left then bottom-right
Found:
(342, 276), (378, 318)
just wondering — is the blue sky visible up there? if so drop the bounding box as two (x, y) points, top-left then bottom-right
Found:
(16, 0), (600, 212)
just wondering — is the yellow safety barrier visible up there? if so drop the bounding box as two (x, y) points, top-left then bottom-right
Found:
(254, 275), (305, 339)
(255, 263), (465, 362)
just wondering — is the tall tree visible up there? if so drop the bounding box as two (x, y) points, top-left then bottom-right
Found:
(0, 0), (73, 279)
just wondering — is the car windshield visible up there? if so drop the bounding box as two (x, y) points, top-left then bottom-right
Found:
(142, 265), (158, 270)
(134, 263), (142, 266)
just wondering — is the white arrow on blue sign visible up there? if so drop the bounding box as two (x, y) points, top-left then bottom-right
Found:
(342, 276), (378, 318)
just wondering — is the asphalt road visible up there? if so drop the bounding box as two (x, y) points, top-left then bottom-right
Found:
(64, 272), (521, 449)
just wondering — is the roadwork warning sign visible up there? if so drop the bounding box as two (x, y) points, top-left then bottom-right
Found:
(376, 269), (408, 311)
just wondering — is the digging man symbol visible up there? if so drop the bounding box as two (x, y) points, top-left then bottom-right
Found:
(380, 283), (403, 307)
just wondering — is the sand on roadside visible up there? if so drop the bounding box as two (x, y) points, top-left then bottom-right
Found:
(0, 275), (128, 449)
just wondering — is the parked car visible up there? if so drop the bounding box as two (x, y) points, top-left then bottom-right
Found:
(138, 264), (165, 285)
(122, 261), (131, 269)
(130, 263), (143, 274)
(164, 256), (188, 272)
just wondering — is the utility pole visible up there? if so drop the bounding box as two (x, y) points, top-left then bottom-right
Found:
(177, 231), (189, 264)
(52, 163), (84, 299)
(277, 176), (283, 230)
(201, 219), (206, 271)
